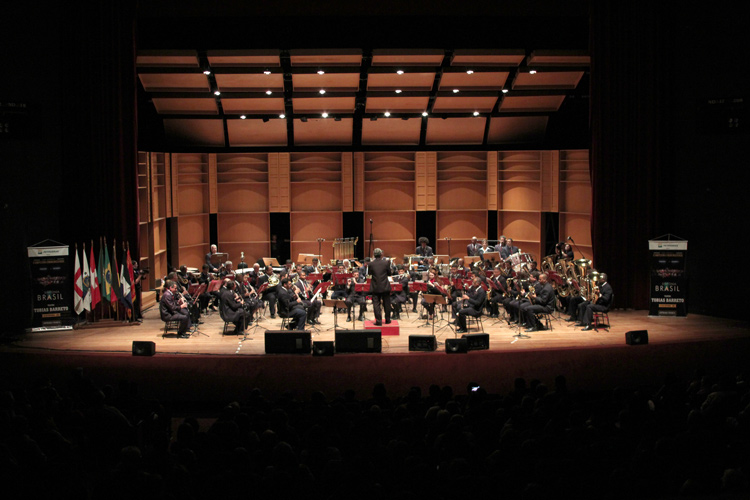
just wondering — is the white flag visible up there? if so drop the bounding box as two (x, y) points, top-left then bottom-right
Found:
(74, 248), (84, 315)
(82, 244), (92, 313)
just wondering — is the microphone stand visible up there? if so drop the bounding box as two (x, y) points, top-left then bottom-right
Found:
(444, 237), (452, 260)
(566, 237), (585, 261)
(368, 219), (374, 258)
(317, 238), (325, 267)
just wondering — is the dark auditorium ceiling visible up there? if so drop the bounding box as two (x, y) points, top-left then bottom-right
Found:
(135, 1), (590, 151)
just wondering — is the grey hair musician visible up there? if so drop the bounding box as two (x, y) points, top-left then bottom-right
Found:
(467, 236), (481, 257)
(205, 244), (220, 273)
(159, 280), (191, 338)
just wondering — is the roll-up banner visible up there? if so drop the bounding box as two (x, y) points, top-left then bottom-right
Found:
(648, 238), (687, 317)
(27, 241), (73, 331)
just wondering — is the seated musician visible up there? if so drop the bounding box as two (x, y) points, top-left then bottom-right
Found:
(521, 273), (556, 332)
(295, 270), (322, 325)
(219, 260), (233, 278)
(509, 271), (543, 327)
(257, 266), (279, 319)
(415, 236), (434, 262)
(346, 266), (367, 322)
(248, 263), (262, 288)
(197, 264), (214, 312)
(160, 280), (191, 338)
(488, 265), (507, 318)
(221, 281), (247, 334)
(390, 265), (409, 320)
(238, 273), (262, 321)
(504, 270), (531, 324)
(303, 258), (320, 274)
(455, 276), (487, 333)
(167, 271), (201, 324)
(278, 278), (307, 330)
(566, 273), (613, 331)
(421, 269), (446, 321)
(329, 264), (349, 315)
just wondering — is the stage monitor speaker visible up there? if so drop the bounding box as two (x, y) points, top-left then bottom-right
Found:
(626, 330), (649, 345)
(312, 340), (335, 356)
(132, 341), (155, 357)
(409, 334), (437, 352)
(462, 333), (490, 351)
(265, 330), (312, 354)
(446, 338), (468, 354)
(335, 329), (381, 353)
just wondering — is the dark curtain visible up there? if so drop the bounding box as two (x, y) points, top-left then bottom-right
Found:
(589, 2), (672, 310)
(59, 1), (139, 259)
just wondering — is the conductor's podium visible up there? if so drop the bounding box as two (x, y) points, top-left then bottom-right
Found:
(363, 320), (400, 336)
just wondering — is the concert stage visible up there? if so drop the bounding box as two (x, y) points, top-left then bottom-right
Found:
(2, 308), (748, 405)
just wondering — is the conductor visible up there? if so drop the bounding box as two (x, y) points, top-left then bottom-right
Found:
(369, 248), (393, 326)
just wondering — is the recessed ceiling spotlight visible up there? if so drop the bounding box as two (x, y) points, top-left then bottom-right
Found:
(279, 113), (285, 119)
(322, 112), (328, 118)
(214, 90), (221, 96)
(395, 89), (402, 94)
(319, 89), (326, 94)
(317, 70), (325, 75)
(466, 70), (474, 75)
(265, 90), (272, 95)
(203, 70), (211, 75)
(529, 69), (537, 74)
(396, 70), (404, 75)
(473, 111), (480, 116)
(502, 89), (509, 93)
(384, 111), (391, 117)
(240, 115), (246, 119)
(422, 111), (429, 117)
(452, 89), (460, 93)
(263, 69), (271, 75)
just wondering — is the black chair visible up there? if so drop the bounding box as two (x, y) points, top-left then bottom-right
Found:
(593, 295), (613, 331)
(219, 307), (233, 335)
(465, 312), (484, 332)
(535, 311), (553, 331)
(162, 320), (182, 338)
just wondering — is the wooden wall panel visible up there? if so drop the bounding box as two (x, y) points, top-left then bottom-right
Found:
(353, 152), (365, 212)
(341, 152), (353, 211)
(221, 243), (270, 267)
(500, 184), (541, 211)
(364, 183), (415, 211)
(290, 212), (342, 241)
(217, 184), (269, 213)
(415, 151), (437, 210)
(541, 150), (559, 213)
(487, 151), (498, 210)
(437, 183), (487, 210)
(269, 153), (290, 212)
(290, 183), (343, 211)
(436, 211), (487, 257)
(208, 154), (218, 213)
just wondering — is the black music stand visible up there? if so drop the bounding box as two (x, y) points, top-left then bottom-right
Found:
(430, 294), (455, 339)
(419, 294), (441, 329)
(323, 299), (348, 330)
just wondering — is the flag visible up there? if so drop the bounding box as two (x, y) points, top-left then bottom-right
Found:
(101, 238), (112, 303)
(126, 244), (136, 304)
(90, 241), (100, 310)
(110, 239), (123, 306)
(82, 243), (92, 312)
(121, 245), (133, 309)
(73, 246), (84, 315)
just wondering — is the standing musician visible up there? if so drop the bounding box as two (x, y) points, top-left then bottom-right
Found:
(566, 273), (613, 331)
(506, 238), (521, 256)
(390, 265), (410, 320)
(421, 269), (446, 321)
(521, 273), (556, 332)
(160, 280), (191, 339)
(415, 237), (434, 262)
(562, 243), (575, 261)
(277, 277), (307, 330)
(257, 266), (279, 319)
(205, 244), (220, 273)
(467, 236), (481, 257)
(455, 276), (487, 333)
(295, 270), (322, 325)
(368, 248), (393, 326)
(221, 281), (247, 334)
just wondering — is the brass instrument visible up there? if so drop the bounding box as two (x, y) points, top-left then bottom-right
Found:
(268, 274), (280, 287)
(527, 285), (537, 304)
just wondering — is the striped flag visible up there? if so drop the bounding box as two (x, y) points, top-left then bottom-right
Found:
(110, 239), (123, 306)
(101, 238), (112, 303)
(82, 243), (92, 312)
(121, 244), (133, 308)
(73, 245), (84, 315)
(89, 241), (100, 310)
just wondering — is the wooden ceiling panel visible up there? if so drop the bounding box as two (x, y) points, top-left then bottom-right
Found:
(292, 97), (356, 113)
(527, 50), (590, 67)
(487, 116), (549, 143)
(136, 50), (199, 67)
(294, 118), (353, 146)
(215, 73), (284, 92)
(367, 72), (435, 91)
(361, 118), (421, 145)
(500, 95), (565, 112)
(227, 119), (287, 146)
(292, 73), (360, 91)
(289, 49), (361, 66)
(206, 50), (280, 67)
(451, 49), (525, 67)
(371, 49), (444, 66)
(365, 96), (429, 113)
(163, 119), (225, 146)
(221, 98), (285, 114)
(152, 98), (218, 115)
(513, 71), (584, 89)
(439, 72), (509, 90)
(425, 117), (486, 145)
(432, 96), (498, 113)
(139, 73), (210, 92)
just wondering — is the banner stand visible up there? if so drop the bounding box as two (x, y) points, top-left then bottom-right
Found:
(26, 239), (74, 332)
(648, 234), (688, 317)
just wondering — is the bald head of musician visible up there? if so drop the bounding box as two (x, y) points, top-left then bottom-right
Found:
(538, 273), (549, 284)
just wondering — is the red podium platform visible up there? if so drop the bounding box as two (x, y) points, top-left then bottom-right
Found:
(363, 320), (400, 336)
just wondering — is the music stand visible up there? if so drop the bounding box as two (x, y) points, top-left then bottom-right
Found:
(323, 299), (348, 330)
(354, 282), (371, 322)
(210, 252), (228, 270)
(430, 294), (454, 339)
(419, 294), (441, 329)
(433, 254), (450, 264)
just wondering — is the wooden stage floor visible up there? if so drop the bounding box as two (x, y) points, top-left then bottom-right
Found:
(2, 307), (748, 403)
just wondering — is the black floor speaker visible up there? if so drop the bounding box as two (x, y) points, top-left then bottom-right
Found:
(265, 330), (312, 354)
(446, 338), (468, 353)
(335, 329), (381, 353)
(462, 333), (490, 350)
(312, 340), (335, 356)
(626, 330), (649, 345)
(409, 334), (437, 351)
(132, 341), (155, 356)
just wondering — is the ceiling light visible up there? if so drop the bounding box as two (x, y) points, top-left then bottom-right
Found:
(300, 117), (307, 123)
(396, 70), (404, 75)
(263, 69), (271, 75)
(529, 69), (537, 74)
(473, 111), (480, 116)
(466, 70), (474, 75)
(502, 89), (509, 93)
(322, 112), (328, 118)
(240, 115), (246, 119)
(395, 89), (402, 94)
(279, 113), (285, 119)
(203, 70), (211, 75)
(265, 90), (272, 95)
(384, 112), (391, 117)
(319, 89), (326, 95)
(422, 111), (428, 117)
(452, 89), (460, 93)
(214, 90), (221, 96)
(317, 70), (325, 75)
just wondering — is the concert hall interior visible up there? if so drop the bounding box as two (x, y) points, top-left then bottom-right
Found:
(1, 2), (750, 498)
